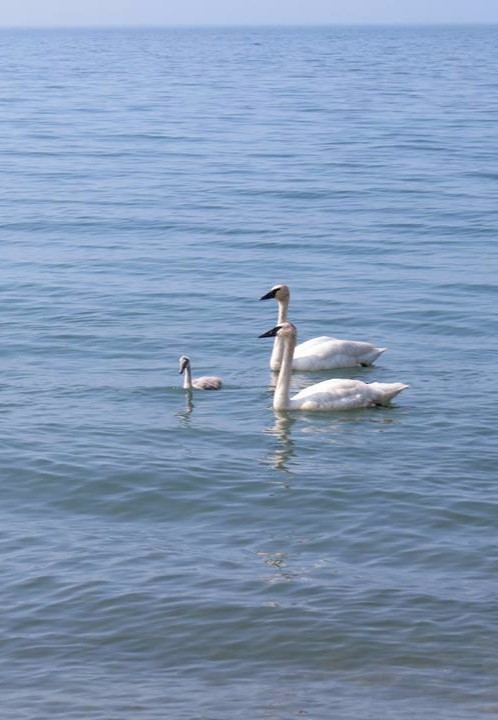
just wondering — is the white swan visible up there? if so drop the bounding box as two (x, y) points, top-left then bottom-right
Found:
(179, 356), (222, 390)
(259, 322), (408, 412)
(260, 284), (386, 371)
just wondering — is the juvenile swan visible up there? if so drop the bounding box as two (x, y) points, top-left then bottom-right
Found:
(259, 323), (408, 412)
(179, 356), (222, 391)
(260, 284), (386, 371)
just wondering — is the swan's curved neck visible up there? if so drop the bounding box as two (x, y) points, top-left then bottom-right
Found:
(270, 295), (290, 370)
(277, 295), (289, 324)
(273, 332), (295, 411)
(183, 365), (193, 390)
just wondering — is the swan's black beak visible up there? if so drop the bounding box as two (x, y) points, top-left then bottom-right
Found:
(259, 325), (282, 338)
(260, 287), (279, 301)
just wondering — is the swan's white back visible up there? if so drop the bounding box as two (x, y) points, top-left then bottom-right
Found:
(193, 376), (223, 390)
(293, 338), (386, 371)
(290, 378), (408, 411)
(260, 284), (386, 371)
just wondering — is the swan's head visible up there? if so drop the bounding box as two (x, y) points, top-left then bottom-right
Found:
(259, 321), (296, 339)
(179, 355), (191, 374)
(259, 284), (290, 302)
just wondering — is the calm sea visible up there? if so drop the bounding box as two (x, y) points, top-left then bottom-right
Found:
(1, 25), (497, 720)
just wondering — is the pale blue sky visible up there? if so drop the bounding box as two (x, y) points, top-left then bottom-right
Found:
(1, 0), (498, 27)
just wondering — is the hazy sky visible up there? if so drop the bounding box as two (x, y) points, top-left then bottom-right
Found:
(1, 0), (498, 27)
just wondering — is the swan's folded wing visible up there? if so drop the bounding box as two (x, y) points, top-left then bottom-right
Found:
(193, 375), (223, 390)
(293, 338), (386, 370)
(295, 335), (338, 351)
(290, 378), (376, 410)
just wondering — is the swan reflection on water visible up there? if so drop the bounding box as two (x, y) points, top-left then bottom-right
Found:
(264, 402), (405, 472)
(265, 413), (297, 473)
(176, 390), (195, 426)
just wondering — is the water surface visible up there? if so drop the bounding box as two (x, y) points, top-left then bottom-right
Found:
(1, 25), (498, 719)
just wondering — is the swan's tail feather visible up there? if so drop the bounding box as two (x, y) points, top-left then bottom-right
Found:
(361, 346), (388, 366)
(372, 382), (409, 405)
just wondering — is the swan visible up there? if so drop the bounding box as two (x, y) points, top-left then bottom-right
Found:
(259, 322), (408, 412)
(179, 356), (222, 390)
(260, 284), (386, 371)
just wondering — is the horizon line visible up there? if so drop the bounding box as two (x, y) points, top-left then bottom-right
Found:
(0, 21), (497, 30)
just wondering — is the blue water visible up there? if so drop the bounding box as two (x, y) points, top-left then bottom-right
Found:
(1, 25), (498, 719)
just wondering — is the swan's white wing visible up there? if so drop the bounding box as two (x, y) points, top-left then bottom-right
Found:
(295, 335), (338, 351)
(292, 338), (386, 371)
(290, 378), (376, 411)
(289, 378), (408, 411)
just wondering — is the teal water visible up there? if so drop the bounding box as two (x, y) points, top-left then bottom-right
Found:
(1, 25), (498, 719)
